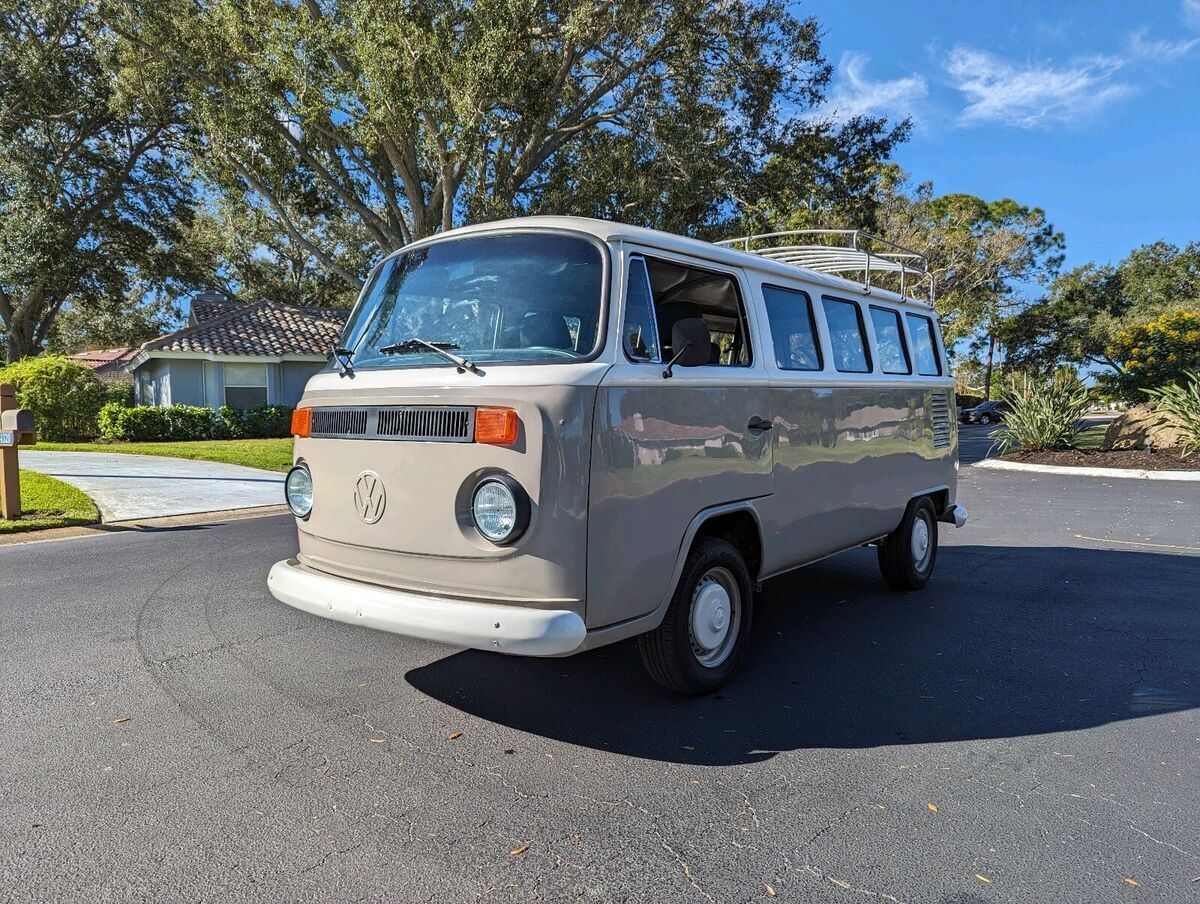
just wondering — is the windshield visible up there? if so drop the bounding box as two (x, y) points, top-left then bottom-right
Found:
(335, 232), (605, 371)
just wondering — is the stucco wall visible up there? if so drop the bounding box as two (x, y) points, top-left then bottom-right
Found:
(281, 362), (323, 405)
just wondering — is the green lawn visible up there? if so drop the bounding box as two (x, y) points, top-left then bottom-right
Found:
(34, 438), (295, 472)
(1075, 422), (1108, 451)
(0, 470), (100, 534)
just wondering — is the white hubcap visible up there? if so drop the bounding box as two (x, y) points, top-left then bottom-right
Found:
(691, 580), (731, 653)
(911, 516), (931, 570)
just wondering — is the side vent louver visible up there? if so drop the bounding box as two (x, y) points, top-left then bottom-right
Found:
(311, 407), (369, 437)
(309, 406), (474, 442)
(930, 391), (952, 449)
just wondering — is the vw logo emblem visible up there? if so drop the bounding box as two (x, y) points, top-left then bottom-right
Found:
(353, 471), (386, 524)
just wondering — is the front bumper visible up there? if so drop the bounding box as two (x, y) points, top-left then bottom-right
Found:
(267, 558), (586, 656)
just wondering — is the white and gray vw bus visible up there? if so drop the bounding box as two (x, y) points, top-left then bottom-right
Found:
(269, 216), (965, 694)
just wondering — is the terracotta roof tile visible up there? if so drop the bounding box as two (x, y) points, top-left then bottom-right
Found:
(143, 303), (349, 358)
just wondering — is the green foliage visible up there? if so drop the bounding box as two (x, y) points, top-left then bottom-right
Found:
(98, 403), (293, 441)
(109, 0), (906, 286)
(0, 0), (196, 362)
(1102, 311), (1200, 398)
(956, 393), (985, 411)
(991, 373), (1092, 453)
(1001, 241), (1200, 379)
(106, 405), (172, 441)
(1143, 370), (1200, 459)
(0, 355), (108, 440)
(218, 405), (293, 439)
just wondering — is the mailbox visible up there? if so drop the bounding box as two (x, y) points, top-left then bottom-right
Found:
(0, 384), (35, 519)
(0, 407), (36, 446)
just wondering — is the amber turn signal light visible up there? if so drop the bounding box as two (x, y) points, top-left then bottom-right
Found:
(291, 407), (312, 438)
(475, 407), (518, 445)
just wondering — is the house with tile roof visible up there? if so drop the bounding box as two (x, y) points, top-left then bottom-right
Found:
(125, 293), (348, 408)
(67, 347), (139, 383)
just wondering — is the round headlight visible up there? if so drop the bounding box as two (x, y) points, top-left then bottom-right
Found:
(285, 465), (313, 519)
(471, 477), (527, 544)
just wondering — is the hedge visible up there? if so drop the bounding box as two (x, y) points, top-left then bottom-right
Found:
(98, 402), (293, 441)
(0, 356), (110, 440)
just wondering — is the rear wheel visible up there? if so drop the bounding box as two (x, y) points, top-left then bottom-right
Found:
(638, 537), (754, 695)
(878, 498), (938, 591)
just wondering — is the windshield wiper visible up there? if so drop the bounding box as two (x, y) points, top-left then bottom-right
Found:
(331, 345), (356, 378)
(378, 338), (482, 375)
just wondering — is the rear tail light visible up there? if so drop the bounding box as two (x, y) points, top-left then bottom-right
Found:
(291, 407), (312, 438)
(474, 407), (518, 446)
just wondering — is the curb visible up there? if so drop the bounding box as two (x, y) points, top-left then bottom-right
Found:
(972, 458), (1200, 482)
(0, 504), (288, 547)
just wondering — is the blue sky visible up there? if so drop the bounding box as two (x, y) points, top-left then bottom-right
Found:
(807, 0), (1200, 273)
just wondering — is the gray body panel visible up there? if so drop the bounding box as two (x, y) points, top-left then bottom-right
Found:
(759, 380), (956, 576)
(586, 369), (772, 629)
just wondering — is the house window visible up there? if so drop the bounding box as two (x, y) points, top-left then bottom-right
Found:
(137, 371), (154, 406)
(224, 363), (269, 408)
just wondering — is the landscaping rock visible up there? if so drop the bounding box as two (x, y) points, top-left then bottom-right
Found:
(1102, 403), (1187, 451)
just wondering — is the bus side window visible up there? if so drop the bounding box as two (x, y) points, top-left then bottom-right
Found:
(623, 256), (662, 363)
(869, 305), (912, 375)
(906, 312), (943, 376)
(821, 297), (872, 373)
(762, 284), (822, 371)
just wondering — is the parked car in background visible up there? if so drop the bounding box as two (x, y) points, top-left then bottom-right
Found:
(960, 399), (1011, 425)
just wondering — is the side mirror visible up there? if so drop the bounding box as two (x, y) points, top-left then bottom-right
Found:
(663, 318), (711, 378)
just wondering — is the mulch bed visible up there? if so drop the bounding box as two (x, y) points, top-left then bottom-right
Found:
(1001, 448), (1196, 471)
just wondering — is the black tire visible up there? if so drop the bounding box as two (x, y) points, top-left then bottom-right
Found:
(877, 497), (939, 591)
(978, 413), (992, 425)
(638, 537), (754, 695)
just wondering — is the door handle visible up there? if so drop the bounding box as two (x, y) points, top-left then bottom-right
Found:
(747, 416), (773, 432)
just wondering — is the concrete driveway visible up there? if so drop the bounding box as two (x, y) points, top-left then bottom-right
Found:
(0, 465), (1196, 901)
(18, 451), (284, 522)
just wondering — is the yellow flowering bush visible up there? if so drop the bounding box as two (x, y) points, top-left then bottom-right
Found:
(1105, 310), (1200, 397)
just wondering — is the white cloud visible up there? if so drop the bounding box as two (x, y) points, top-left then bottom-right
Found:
(818, 52), (928, 123)
(1184, 0), (1200, 30)
(946, 46), (1135, 128)
(1125, 27), (1199, 62)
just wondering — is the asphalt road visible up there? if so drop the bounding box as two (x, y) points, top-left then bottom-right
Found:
(1, 466), (1197, 902)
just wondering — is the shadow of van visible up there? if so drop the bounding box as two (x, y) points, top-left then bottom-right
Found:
(405, 545), (1199, 766)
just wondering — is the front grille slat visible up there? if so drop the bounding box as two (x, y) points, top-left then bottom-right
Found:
(929, 391), (952, 449)
(309, 406), (474, 442)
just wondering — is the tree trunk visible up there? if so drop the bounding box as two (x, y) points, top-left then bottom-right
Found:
(983, 332), (996, 400)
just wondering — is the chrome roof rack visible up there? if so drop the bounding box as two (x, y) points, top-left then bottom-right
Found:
(716, 229), (934, 306)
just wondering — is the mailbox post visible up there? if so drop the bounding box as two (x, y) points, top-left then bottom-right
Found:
(0, 383), (37, 520)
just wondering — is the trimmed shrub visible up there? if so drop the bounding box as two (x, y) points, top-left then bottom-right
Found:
(1144, 370), (1200, 458)
(112, 405), (172, 441)
(991, 372), (1092, 453)
(218, 404), (292, 439)
(97, 400), (128, 438)
(0, 355), (108, 440)
(166, 405), (218, 441)
(97, 402), (293, 441)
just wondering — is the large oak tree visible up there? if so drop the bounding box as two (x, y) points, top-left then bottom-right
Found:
(0, 0), (193, 361)
(107, 0), (906, 290)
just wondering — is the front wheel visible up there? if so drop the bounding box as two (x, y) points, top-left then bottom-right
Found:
(978, 413), (992, 425)
(638, 537), (754, 695)
(878, 498), (939, 591)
